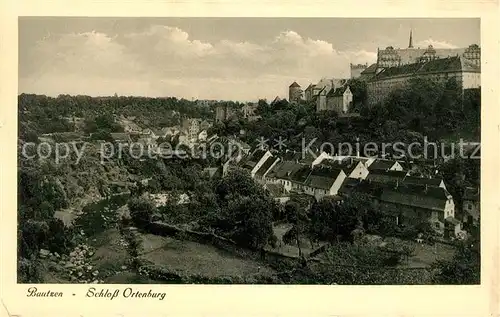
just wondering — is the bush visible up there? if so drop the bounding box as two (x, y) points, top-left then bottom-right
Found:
(128, 197), (156, 228)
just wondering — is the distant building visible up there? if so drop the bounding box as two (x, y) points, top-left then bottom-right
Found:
(241, 103), (261, 121)
(305, 78), (348, 102)
(316, 86), (330, 112)
(196, 99), (218, 107)
(364, 30), (481, 107)
(322, 86), (353, 114)
(376, 32), (480, 70)
(215, 104), (237, 123)
(182, 118), (201, 142)
(304, 84), (315, 101)
(462, 187), (480, 226)
(350, 63), (369, 79)
(367, 56), (481, 107)
(288, 81), (303, 103)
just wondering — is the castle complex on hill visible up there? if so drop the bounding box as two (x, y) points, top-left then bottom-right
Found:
(281, 31), (481, 115)
(351, 30), (481, 106)
(351, 30), (481, 80)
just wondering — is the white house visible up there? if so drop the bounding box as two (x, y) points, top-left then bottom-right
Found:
(250, 150), (273, 178)
(302, 166), (347, 201)
(367, 159), (404, 172)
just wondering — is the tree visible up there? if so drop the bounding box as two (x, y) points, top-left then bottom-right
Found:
(128, 197), (156, 228)
(284, 201), (310, 255)
(222, 196), (275, 250)
(209, 169), (278, 250)
(39, 201), (55, 219)
(431, 244), (480, 284)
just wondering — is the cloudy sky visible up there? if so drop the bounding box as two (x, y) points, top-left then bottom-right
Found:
(19, 18), (480, 101)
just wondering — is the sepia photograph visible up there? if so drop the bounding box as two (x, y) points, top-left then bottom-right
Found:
(17, 17), (481, 286)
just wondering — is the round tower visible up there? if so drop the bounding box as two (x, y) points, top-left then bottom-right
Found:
(288, 81), (302, 103)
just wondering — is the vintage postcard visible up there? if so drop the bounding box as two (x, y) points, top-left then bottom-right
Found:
(1, 0), (499, 316)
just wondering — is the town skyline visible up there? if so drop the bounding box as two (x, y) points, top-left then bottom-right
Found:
(19, 17), (480, 102)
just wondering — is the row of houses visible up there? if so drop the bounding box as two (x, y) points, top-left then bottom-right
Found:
(109, 118), (213, 148)
(288, 78), (354, 114)
(225, 148), (479, 238)
(215, 103), (261, 123)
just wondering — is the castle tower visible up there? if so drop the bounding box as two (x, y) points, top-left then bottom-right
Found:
(408, 29), (414, 48)
(288, 81), (302, 104)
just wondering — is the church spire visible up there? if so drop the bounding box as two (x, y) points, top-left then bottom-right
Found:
(408, 29), (414, 48)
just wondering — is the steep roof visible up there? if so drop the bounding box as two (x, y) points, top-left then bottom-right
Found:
(289, 81), (301, 88)
(380, 184), (451, 212)
(255, 156), (280, 177)
(326, 86), (345, 97)
(320, 158), (363, 176)
(290, 165), (313, 184)
(361, 63), (378, 75)
(366, 169), (408, 184)
(338, 178), (363, 196)
(249, 149), (267, 162)
(267, 161), (304, 179)
(304, 166), (344, 190)
(368, 159), (398, 171)
(305, 84), (315, 91)
(239, 149), (267, 169)
(373, 56), (480, 80)
(403, 176), (444, 187)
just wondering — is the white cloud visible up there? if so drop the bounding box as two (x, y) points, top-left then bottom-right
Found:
(124, 25), (215, 58)
(32, 31), (142, 77)
(415, 39), (458, 49)
(21, 26), (378, 101)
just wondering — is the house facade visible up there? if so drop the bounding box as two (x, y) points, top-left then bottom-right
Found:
(215, 105), (237, 123)
(325, 86), (353, 114)
(462, 187), (480, 226)
(182, 118), (201, 142)
(242, 103), (260, 121)
(377, 184), (456, 234)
